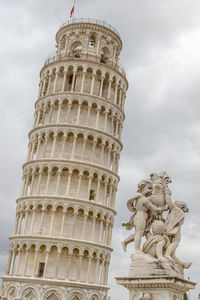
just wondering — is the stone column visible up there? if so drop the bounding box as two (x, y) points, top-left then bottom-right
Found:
(91, 214), (97, 241)
(15, 250), (21, 275)
(60, 208), (66, 236)
(104, 110), (108, 131)
(6, 251), (12, 275)
(55, 170), (62, 195)
(90, 73), (96, 94)
(30, 210), (36, 234)
(32, 249), (39, 277)
(61, 134), (67, 158)
(43, 251), (50, 278)
(76, 103), (82, 125)
(51, 133), (57, 158)
(47, 74), (52, 94)
(95, 253), (100, 284)
(91, 139), (97, 162)
(81, 71), (86, 93)
(53, 71), (58, 93)
(9, 251), (16, 275)
(86, 256), (92, 282)
(114, 82), (119, 104)
(99, 76), (105, 97)
(95, 107), (100, 129)
(71, 134), (77, 159)
(86, 104), (92, 125)
(22, 209), (29, 234)
(42, 135), (49, 158)
(23, 249), (29, 276)
(81, 138), (87, 160)
(62, 71), (67, 92)
(107, 79), (112, 100)
(39, 209), (45, 234)
(66, 102), (72, 122)
(49, 209), (56, 235)
(76, 172), (83, 197)
(71, 70), (76, 92)
(55, 251), (61, 278)
(77, 254), (83, 281)
(45, 169), (51, 195)
(66, 254), (72, 279)
(36, 171), (42, 194)
(56, 101), (62, 123)
(65, 171), (72, 195)
(81, 214), (88, 240)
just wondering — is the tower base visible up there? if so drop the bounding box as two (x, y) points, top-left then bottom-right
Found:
(116, 276), (196, 300)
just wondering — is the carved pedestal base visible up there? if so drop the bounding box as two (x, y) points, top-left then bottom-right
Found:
(116, 276), (196, 300)
(128, 254), (184, 278)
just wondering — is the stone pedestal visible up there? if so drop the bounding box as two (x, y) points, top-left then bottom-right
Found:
(116, 254), (196, 300)
(116, 276), (196, 300)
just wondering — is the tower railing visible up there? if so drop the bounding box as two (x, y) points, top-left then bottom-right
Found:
(44, 52), (126, 76)
(60, 18), (120, 36)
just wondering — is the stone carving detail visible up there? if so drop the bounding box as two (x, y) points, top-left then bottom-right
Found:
(70, 293), (83, 300)
(7, 287), (17, 300)
(138, 293), (152, 300)
(44, 290), (62, 300)
(132, 293), (152, 300)
(22, 288), (37, 300)
(122, 172), (192, 277)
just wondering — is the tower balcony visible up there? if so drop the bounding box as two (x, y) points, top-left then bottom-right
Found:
(44, 51), (126, 78)
(60, 18), (121, 37)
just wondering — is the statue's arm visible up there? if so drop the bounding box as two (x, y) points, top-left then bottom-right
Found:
(144, 198), (161, 212)
(165, 189), (174, 210)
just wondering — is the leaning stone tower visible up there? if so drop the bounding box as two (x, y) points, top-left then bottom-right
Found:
(1, 18), (128, 300)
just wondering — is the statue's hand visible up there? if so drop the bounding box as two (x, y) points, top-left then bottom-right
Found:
(122, 222), (126, 227)
(183, 262), (192, 269)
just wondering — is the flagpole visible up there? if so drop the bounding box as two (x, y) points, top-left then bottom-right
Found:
(73, 0), (76, 20)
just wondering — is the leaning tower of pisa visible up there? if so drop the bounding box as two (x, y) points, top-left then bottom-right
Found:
(1, 19), (128, 300)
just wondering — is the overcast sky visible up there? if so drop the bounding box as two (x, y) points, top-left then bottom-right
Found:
(0, 0), (200, 299)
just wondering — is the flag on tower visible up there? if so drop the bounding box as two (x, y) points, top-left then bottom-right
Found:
(70, 5), (74, 18)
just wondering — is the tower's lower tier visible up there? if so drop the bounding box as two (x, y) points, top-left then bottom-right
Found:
(1, 276), (108, 300)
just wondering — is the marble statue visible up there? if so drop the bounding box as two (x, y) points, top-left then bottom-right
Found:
(121, 172), (192, 277)
(122, 180), (161, 253)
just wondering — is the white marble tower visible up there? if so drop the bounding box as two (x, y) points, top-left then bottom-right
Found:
(1, 19), (128, 300)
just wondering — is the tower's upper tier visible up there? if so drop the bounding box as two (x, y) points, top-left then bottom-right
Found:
(44, 18), (125, 76)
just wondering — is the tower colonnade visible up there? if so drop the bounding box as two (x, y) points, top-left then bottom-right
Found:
(1, 18), (128, 300)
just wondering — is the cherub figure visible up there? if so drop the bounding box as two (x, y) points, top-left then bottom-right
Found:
(164, 200), (192, 269)
(121, 180), (162, 253)
(142, 220), (170, 260)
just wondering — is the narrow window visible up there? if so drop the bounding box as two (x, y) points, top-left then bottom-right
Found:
(69, 74), (73, 84)
(38, 262), (45, 277)
(89, 40), (95, 48)
(89, 189), (95, 201)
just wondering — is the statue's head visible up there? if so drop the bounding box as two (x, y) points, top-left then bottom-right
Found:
(152, 220), (165, 235)
(174, 201), (189, 213)
(158, 171), (172, 185)
(137, 180), (152, 196)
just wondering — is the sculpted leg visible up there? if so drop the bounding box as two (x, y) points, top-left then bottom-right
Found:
(134, 230), (144, 253)
(121, 234), (135, 252)
(156, 239), (166, 260)
(165, 239), (179, 259)
(134, 215), (146, 253)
